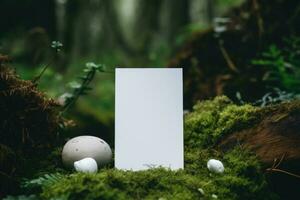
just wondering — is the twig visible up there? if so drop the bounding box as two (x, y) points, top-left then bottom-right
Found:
(267, 168), (300, 179)
(32, 62), (51, 83)
(266, 154), (300, 179)
(219, 40), (239, 73)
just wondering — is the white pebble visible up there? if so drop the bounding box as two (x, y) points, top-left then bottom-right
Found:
(207, 159), (224, 173)
(74, 157), (98, 173)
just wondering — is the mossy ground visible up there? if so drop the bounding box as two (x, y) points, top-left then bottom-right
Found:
(39, 147), (278, 200)
(5, 96), (279, 200)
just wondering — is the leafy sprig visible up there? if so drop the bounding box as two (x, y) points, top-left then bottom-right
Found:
(33, 41), (63, 83)
(60, 62), (106, 114)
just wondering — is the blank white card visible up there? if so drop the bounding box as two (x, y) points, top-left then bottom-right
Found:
(115, 68), (183, 171)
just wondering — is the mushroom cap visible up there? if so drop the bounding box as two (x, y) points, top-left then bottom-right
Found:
(74, 157), (98, 173)
(62, 135), (112, 168)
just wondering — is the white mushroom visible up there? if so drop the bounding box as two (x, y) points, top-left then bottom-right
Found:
(74, 157), (98, 173)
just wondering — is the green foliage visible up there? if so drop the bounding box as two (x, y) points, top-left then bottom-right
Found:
(61, 62), (106, 115)
(252, 36), (300, 92)
(185, 96), (259, 148)
(22, 173), (64, 190)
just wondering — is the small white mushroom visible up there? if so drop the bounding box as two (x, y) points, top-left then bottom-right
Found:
(74, 157), (98, 173)
(207, 159), (224, 174)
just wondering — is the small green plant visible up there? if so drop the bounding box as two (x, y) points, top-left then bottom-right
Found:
(33, 41), (63, 83)
(60, 62), (106, 115)
(252, 36), (300, 93)
(31, 41), (108, 116)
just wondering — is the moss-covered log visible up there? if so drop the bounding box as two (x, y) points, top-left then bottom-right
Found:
(219, 101), (300, 199)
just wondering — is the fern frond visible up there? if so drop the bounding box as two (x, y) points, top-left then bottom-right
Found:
(22, 173), (64, 190)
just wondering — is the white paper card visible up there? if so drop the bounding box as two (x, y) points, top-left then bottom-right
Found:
(115, 68), (183, 171)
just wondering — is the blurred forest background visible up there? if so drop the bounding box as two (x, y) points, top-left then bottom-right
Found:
(0, 0), (245, 142)
(1, 0), (300, 142)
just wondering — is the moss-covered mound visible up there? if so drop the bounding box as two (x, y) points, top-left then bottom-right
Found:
(0, 56), (61, 197)
(40, 147), (277, 200)
(12, 96), (280, 200)
(0, 58), (59, 151)
(185, 96), (259, 148)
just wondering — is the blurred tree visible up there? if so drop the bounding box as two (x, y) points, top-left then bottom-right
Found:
(160, 0), (190, 44)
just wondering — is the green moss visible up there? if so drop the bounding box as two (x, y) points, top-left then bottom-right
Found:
(23, 96), (279, 200)
(185, 96), (259, 148)
(41, 147), (278, 200)
(41, 169), (201, 200)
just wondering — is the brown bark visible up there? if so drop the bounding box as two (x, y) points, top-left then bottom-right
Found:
(219, 101), (300, 199)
